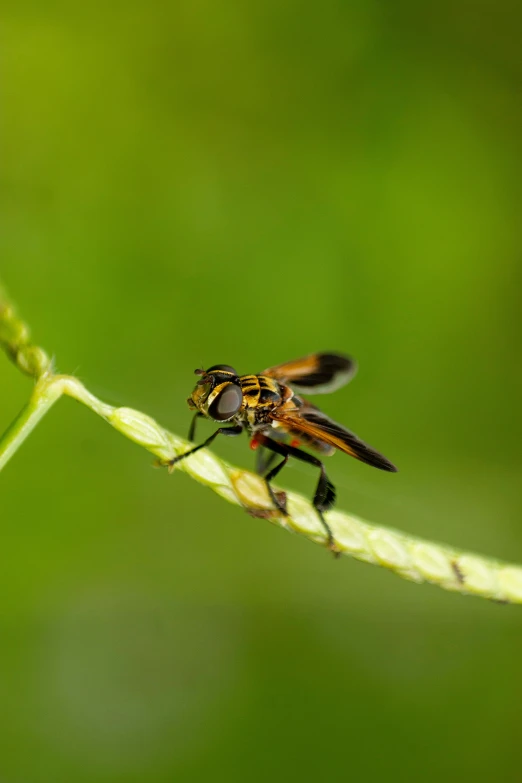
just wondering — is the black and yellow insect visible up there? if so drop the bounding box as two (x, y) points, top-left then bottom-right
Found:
(169, 352), (397, 552)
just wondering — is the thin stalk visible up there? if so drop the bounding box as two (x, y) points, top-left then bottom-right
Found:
(2, 283), (522, 604)
(0, 375), (61, 471)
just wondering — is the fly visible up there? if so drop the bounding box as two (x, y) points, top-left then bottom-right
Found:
(168, 353), (397, 554)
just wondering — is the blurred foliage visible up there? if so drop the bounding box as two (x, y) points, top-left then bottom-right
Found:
(1, 1), (522, 782)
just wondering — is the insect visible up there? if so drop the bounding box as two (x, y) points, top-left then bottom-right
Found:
(168, 352), (397, 553)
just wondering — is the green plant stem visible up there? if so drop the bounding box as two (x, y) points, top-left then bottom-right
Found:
(0, 375), (59, 472)
(2, 283), (522, 604)
(0, 374), (110, 471)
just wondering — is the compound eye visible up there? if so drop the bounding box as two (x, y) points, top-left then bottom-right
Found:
(208, 383), (243, 421)
(206, 364), (238, 376)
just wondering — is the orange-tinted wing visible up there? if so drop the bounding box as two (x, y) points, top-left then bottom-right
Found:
(262, 352), (357, 394)
(270, 406), (397, 472)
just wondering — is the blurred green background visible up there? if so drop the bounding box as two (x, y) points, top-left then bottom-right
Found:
(2, 2), (522, 781)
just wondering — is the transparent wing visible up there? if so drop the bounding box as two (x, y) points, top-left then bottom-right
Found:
(270, 405), (397, 472)
(262, 352), (357, 394)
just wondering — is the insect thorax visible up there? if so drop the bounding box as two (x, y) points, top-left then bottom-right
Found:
(235, 374), (282, 429)
(240, 374), (282, 407)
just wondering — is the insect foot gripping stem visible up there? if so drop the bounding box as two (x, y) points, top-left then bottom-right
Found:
(245, 490), (289, 521)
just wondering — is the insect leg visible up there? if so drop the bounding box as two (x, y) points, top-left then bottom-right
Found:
(263, 453), (290, 514)
(256, 435), (337, 552)
(168, 424), (243, 469)
(255, 446), (279, 476)
(188, 412), (204, 441)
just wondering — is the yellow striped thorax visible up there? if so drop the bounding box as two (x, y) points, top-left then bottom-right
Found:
(239, 374), (283, 409)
